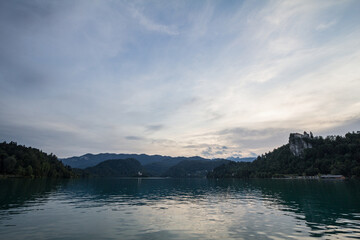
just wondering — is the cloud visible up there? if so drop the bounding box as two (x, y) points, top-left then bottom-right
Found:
(200, 145), (244, 159)
(249, 152), (258, 157)
(183, 142), (244, 159)
(0, 119), (106, 157)
(187, 1), (214, 40)
(316, 20), (337, 31)
(317, 116), (360, 137)
(125, 136), (144, 141)
(0, 0), (359, 158)
(131, 8), (179, 35)
(145, 124), (164, 132)
(201, 145), (230, 158)
(199, 127), (296, 156)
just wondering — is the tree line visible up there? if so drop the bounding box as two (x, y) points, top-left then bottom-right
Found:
(0, 141), (75, 178)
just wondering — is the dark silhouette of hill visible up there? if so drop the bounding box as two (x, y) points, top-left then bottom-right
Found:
(61, 153), (218, 177)
(163, 159), (230, 178)
(61, 153), (171, 169)
(0, 141), (74, 178)
(84, 158), (143, 177)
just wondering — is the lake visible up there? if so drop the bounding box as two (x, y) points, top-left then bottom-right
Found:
(0, 178), (360, 240)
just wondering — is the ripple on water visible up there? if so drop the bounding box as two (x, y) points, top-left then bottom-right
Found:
(0, 178), (360, 240)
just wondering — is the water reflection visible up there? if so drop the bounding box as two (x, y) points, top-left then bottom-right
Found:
(248, 179), (360, 238)
(0, 178), (359, 239)
(0, 178), (65, 211)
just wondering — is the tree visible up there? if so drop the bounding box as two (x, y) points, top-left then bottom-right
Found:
(3, 156), (17, 173)
(26, 165), (33, 177)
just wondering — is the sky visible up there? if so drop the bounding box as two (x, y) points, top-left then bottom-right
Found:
(1, 0), (360, 159)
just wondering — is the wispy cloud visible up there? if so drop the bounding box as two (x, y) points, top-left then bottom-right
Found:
(316, 20), (337, 31)
(145, 124), (164, 132)
(125, 136), (143, 141)
(131, 8), (179, 35)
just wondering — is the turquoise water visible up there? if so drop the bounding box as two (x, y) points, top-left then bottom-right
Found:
(0, 178), (360, 239)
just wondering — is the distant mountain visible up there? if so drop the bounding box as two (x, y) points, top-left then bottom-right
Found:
(143, 156), (206, 176)
(61, 153), (171, 169)
(61, 152), (235, 178)
(84, 158), (143, 177)
(226, 157), (256, 162)
(61, 153), (208, 170)
(163, 159), (231, 178)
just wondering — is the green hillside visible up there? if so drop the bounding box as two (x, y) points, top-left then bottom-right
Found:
(164, 159), (230, 178)
(84, 158), (143, 177)
(0, 141), (74, 178)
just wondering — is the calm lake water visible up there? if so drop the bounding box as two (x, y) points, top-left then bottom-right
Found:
(0, 178), (360, 240)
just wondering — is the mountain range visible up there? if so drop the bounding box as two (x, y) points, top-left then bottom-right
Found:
(60, 153), (255, 177)
(79, 157), (231, 178)
(60, 153), (254, 177)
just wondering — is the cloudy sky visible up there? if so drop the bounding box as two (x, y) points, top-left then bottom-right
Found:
(1, 0), (360, 158)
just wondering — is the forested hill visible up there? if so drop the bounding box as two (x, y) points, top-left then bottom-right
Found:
(84, 159), (143, 177)
(0, 141), (75, 178)
(163, 159), (230, 178)
(208, 132), (360, 179)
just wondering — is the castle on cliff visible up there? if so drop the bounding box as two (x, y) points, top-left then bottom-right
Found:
(289, 131), (313, 156)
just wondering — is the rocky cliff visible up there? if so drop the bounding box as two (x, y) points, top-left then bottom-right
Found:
(289, 132), (313, 156)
